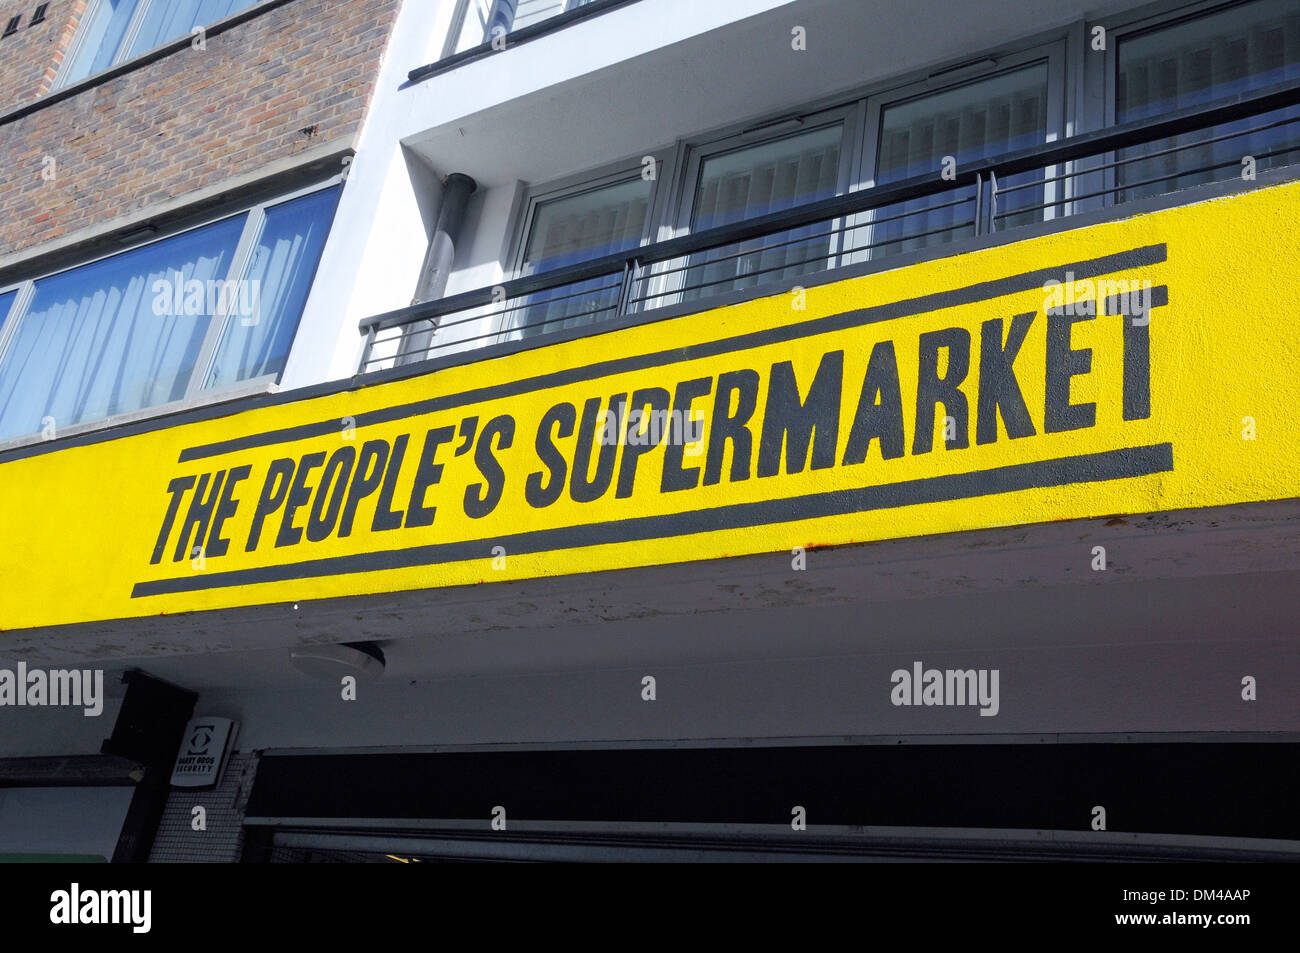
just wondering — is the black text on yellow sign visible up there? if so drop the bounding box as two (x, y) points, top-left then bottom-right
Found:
(137, 245), (1171, 599)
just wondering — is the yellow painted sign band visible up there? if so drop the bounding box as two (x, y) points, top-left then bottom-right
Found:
(2, 181), (1297, 631)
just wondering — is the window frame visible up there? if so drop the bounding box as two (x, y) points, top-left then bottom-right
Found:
(506, 0), (597, 34)
(490, 150), (673, 342)
(1079, 0), (1295, 211)
(634, 103), (863, 307)
(0, 178), (342, 447)
(668, 102), (864, 239)
(1093, 0), (1274, 130)
(0, 283), (34, 368)
(856, 41), (1069, 248)
(52, 0), (269, 90)
(505, 148), (677, 280)
(860, 42), (1068, 190)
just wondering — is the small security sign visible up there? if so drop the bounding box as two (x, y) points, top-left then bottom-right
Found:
(170, 716), (236, 788)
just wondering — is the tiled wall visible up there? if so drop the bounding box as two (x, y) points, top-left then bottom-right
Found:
(148, 750), (259, 863)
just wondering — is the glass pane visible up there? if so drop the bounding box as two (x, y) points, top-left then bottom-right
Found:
(523, 177), (652, 274)
(62, 0), (143, 84)
(127, 0), (259, 56)
(0, 291), (15, 331)
(874, 63), (1050, 254)
(692, 124), (843, 230)
(205, 186), (341, 389)
(0, 216), (246, 442)
(1116, 0), (1300, 202)
(512, 177), (652, 340)
(680, 123), (843, 302)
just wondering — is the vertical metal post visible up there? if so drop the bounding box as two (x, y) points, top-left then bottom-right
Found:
(987, 170), (999, 234)
(616, 258), (640, 317)
(973, 173), (984, 238)
(359, 324), (376, 373)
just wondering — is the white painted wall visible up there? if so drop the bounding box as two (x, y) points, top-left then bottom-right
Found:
(0, 696), (123, 758)
(283, 0), (1160, 389)
(283, 0), (808, 388)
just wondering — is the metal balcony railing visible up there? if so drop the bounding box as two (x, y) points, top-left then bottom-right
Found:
(358, 80), (1300, 374)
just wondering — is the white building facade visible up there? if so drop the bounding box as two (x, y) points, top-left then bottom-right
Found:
(1, 0), (1298, 861)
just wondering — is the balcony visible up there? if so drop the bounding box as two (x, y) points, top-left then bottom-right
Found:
(422, 0), (641, 81)
(359, 79), (1300, 373)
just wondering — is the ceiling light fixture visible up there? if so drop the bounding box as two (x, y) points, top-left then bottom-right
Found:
(290, 641), (386, 683)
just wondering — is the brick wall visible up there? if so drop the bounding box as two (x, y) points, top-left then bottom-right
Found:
(0, 0), (402, 260)
(0, 2), (86, 111)
(148, 750), (259, 863)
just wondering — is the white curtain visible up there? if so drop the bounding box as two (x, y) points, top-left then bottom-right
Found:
(62, 0), (143, 83)
(0, 187), (338, 442)
(874, 65), (1048, 256)
(514, 179), (650, 339)
(504, 0), (596, 33)
(206, 187), (339, 387)
(1117, 0), (1300, 202)
(0, 216), (245, 442)
(682, 125), (842, 302)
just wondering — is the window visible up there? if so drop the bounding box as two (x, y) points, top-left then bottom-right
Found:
(680, 122), (846, 300)
(864, 53), (1061, 257)
(521, 177), (652, 274)
(59, 0), (261, 87)
(0, 292), (15, 332)
(205, 188), (340, 388)
(507, 0), (601, 33)
(1114, 0), (1300, 201)
(0, 184), (340, 444)
(507, 170), (656, 339)
(873, 62), (1055, 249)
(639, 112), (856, 309)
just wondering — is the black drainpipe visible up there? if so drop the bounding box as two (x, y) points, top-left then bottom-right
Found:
(103, 670), (197, 863)
(398, 172), (478, 366)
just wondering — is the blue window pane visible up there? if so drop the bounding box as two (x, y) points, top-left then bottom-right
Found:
(127, 0), (259, 57)
(62, 0), (144, 84)
(0, 216), (246, 443)
(205, 186), (341, 389)
(0, 292), (16, 331)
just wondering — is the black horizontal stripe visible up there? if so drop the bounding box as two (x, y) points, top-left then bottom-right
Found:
(177, 245), (1167, 463)
(133, 443), (1174, 598)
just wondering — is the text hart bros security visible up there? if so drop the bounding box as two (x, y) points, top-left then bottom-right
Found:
(140, 256), (1162, 594)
